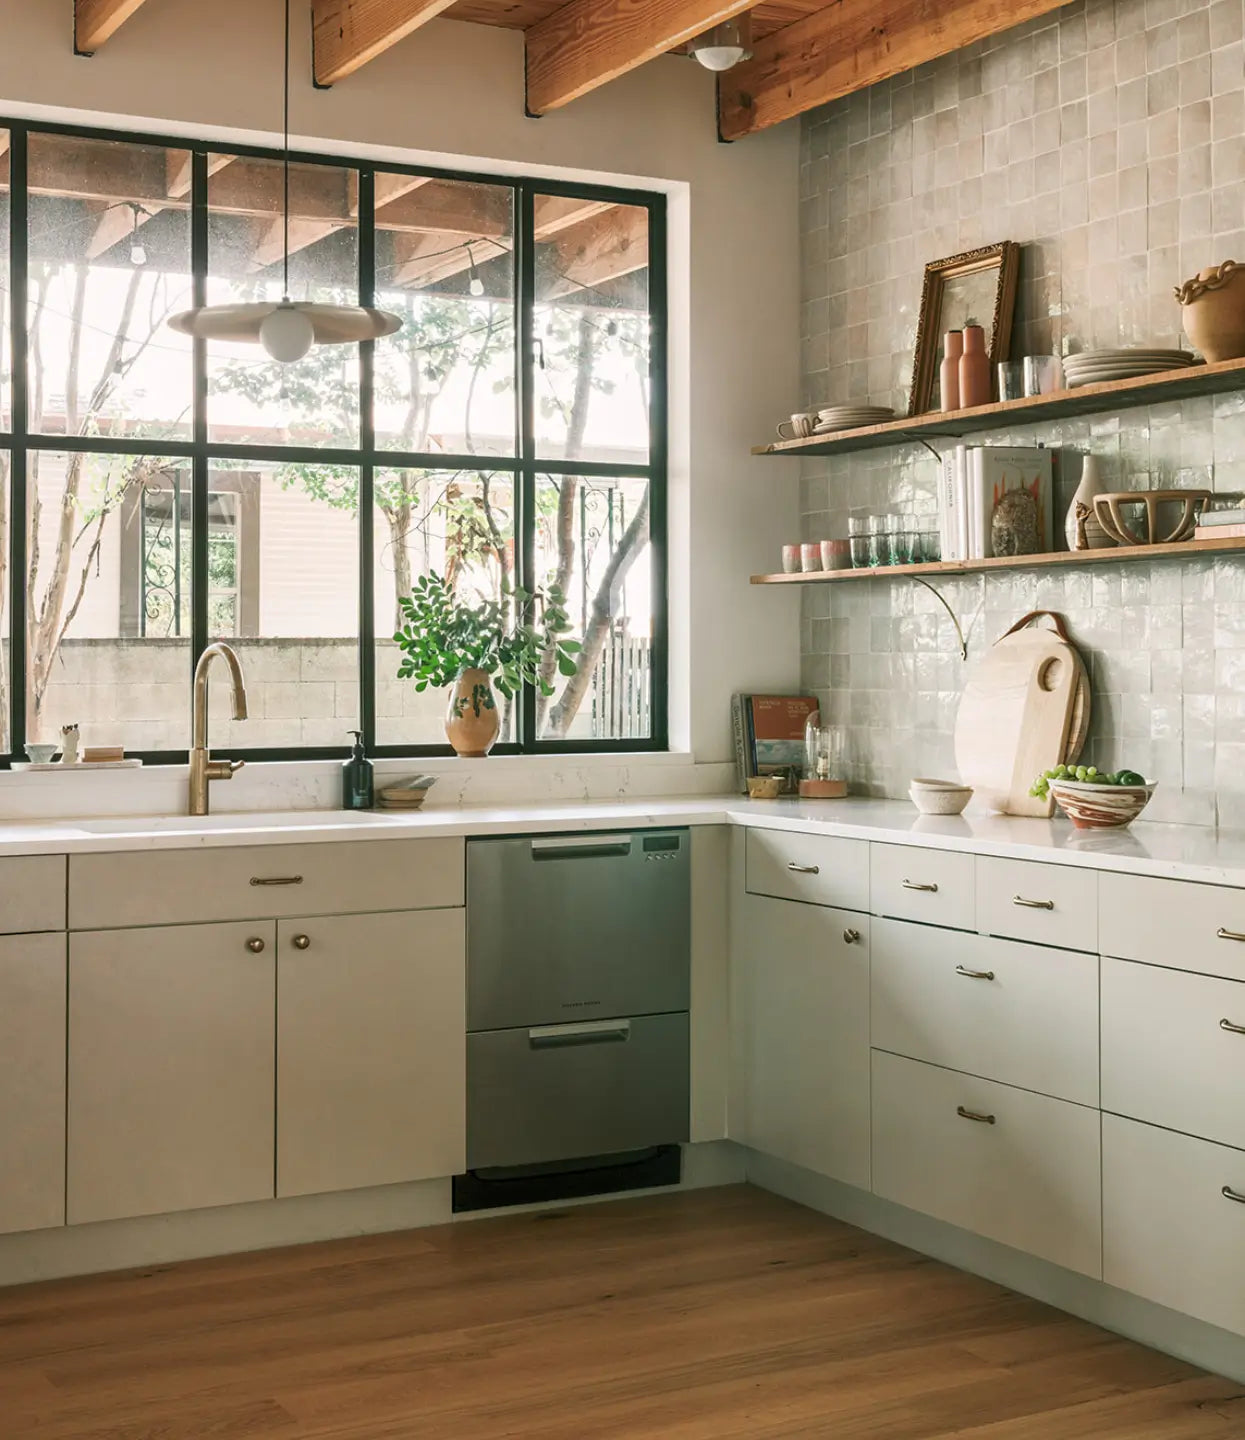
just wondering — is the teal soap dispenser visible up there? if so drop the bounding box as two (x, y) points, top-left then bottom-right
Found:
(342, 730), (374, 810)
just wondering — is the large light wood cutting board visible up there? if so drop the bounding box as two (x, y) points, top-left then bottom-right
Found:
(954, 612), (1090, 817)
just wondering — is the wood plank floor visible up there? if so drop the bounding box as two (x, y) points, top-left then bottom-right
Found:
(0, 1185), (1240, 1438)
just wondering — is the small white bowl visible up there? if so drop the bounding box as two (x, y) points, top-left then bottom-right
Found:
(909, 783), (973, 815)
(910, 777), (968, 791)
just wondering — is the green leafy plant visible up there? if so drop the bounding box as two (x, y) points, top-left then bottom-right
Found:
(394, 571), (580, 699)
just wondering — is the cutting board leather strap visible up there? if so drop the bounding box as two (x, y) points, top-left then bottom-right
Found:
(998, 610), (1072, 643)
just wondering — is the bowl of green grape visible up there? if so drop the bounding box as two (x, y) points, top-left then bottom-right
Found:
(1030, 764), (1155, 829)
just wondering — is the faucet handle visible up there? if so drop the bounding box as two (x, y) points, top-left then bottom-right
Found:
(205, 758), (245, 781)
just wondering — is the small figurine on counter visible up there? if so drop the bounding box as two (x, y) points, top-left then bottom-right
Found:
(59, 724), (80, 765)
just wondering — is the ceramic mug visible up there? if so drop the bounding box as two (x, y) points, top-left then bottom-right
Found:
(777, 412), (817, 440)
(801, 542), (824, 573)
(781, 544), (802, 574)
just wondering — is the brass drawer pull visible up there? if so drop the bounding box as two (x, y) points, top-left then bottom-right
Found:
(1013, 895), (1054, 910)
(902, 880), (938, 893)
(786, 862), (820, 875)
(956, 1105), (996, 1125)
(956, 965), (996, 981)
(1222, 1186), (1245, 1205)
(1217, 927), (1245, 942)
(1220, 1018), (1245, 1035)
(842, 928), (861, 945)
(251, 876), (304, 887)
(245, 937), (266, 954)
(292, 934), (311, 951)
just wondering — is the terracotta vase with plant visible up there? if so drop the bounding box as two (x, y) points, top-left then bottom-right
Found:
(394, 572), (579, 757)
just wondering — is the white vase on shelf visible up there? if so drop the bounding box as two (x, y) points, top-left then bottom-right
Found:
(1064, 454), (1114, 551)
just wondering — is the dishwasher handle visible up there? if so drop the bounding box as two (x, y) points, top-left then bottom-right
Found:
(529, 834), (632, 860)
(528, 1020), (633, 1048)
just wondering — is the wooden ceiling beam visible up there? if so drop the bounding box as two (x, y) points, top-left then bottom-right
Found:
(312, 0), (460, 85)
(165, 151), (235, 201)
(84, 200), (159, 261)
(532, 195), (615, 239)
(387, 233), (511, 288)
(74, 0), (151, 54)
(248, 217), (348, 272)
(718, 0), (1071, 140)
(542, 206), (648, 299)
(526, 0), (759, 114)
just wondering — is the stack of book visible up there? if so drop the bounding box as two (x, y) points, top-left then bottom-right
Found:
(938, 445), (1055, 561)
(1194, 507), (1245, 540)
(731, 693), (818, 794)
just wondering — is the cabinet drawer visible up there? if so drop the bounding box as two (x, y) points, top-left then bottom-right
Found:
(870, 844), (974, 930)
(872, 1050), (1102, 1278)
(1100, 872), (1245, 981)
(745, 829), (869, 912)
(1104, 1114), (1245, 1336)
(872, 919), (1098, 1106)
(69, 837), (464, 929)
(1102, 957), (1245, 1150)
(976, 857), (1097, 951)
(0, 856), (66, 934)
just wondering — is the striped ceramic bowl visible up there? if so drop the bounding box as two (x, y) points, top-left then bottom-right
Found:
(1048, 779), (1155, 829)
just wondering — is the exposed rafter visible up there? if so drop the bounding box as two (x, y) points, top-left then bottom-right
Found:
(84, 200), (159, 261)
(248, 216), (347, 272)
(542, 205), (648, 299)
(718, 0), (1071, 140)
(312, 0), (460, 85)
(165, 151), (235, 201)
(74, 0), (151, 54)
(525, 0), (758, 114)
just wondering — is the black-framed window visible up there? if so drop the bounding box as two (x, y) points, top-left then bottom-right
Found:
(1, 120), (668, 763)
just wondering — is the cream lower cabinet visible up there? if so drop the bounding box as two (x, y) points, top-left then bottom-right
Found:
(276, 908), (466, 1198)
(0, 933), (67, 1235)
(68, 921), (278, 1225)
(730, 892), (871, 1189)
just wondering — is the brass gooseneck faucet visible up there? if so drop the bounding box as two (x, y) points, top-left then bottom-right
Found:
(189, 642), (248, 816)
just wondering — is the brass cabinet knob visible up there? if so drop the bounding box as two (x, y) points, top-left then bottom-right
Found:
(842, 928), (861, 945)
(292, 934), (311, 951)
(246, 937), (266, 954)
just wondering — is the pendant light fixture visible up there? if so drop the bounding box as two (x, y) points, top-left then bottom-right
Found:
(689, 14), (753, 72)
(169, 0), (401, 362)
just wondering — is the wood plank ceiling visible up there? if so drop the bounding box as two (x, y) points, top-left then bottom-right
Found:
(72, 0), (1070, 140)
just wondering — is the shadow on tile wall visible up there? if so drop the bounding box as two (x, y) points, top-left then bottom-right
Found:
(798, 0), (1245, 826)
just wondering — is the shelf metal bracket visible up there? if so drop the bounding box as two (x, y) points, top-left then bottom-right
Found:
(913, 577), (969, 661)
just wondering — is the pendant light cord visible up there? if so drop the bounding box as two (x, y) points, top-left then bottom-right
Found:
(282, 0), (291, 300)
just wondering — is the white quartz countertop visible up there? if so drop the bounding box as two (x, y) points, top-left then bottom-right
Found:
(2, 793), (1245, 885)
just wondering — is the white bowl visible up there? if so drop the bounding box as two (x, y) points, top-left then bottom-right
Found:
(909, 784), (973, 815)
(910, 776), (968, 791)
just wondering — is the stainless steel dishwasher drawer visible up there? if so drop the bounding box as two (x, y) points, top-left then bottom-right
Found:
(467, 831), (691, 1032)
(466, 1013), (690, 1169)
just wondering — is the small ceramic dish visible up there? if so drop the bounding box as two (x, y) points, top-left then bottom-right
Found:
(910, 777), (968, 791)
(23, 743), (58, 764)
(909, 783), (973, 815)
(1049, 779), (1155, 829)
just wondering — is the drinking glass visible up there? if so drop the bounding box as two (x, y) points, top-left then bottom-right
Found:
(1023, 355), (1063, 396)
(997, 361), (1024, 401)
(848, 516), (870, 568)
(868, 514), (889, 567)
(919, 530), (942, 563)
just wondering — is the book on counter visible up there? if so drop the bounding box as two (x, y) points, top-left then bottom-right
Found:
(731, 693), (818, 793)
(939, 445), (1054, 560)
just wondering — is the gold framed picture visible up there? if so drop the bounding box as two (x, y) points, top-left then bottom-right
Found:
(908, 242), (1020, 416)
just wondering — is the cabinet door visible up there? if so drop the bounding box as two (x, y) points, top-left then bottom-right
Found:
(730, 893), (870, 1189)
(0, 933), (66, 1234)
(277, 909), (465, 1197)
(68, 922), (276, 1224)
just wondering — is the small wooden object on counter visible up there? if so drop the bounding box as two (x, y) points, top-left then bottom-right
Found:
(746, 776), (785, 799)
(82, 747), (124, 764)
(1092, 489), (1210, 546)
(954, 611), (1088, 818)
(798, 778), (847, 798)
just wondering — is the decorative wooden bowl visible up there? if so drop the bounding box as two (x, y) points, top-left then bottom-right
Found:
(1092, 489), (1211, 545)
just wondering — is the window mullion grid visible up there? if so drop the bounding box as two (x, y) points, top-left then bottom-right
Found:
(7, 125), (28, 763)
(517, 185), (537, 752)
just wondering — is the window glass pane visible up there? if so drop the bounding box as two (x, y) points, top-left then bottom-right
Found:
(533, 198), (650, 466)
(0, 129), (9, 432)
(207, 156), (359, 448)
(27, 134), (194, 442)
(27, 451), (191, 751)
(208, 460), (359, 750)
(374, 177), (515, 457)
(0, 451), (8, 752)
(374, 468), (515, 747)
(534, 473), (653, 742)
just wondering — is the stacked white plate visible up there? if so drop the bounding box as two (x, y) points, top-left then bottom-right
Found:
(1062, 349), (1198, 387)
(813, 405), (895, 433)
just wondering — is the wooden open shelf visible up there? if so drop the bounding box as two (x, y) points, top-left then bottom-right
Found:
(755, 355), (1245, 458)
(750, 534), (1245, 585)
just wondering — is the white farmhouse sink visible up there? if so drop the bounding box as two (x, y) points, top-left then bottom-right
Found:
(72, 810), (410, 837)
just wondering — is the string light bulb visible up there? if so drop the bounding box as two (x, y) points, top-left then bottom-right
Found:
(467, 246), (485, 298)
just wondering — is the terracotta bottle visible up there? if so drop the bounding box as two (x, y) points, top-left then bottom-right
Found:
(939, 330), (962, 412)
(958, 324), (990, 408)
